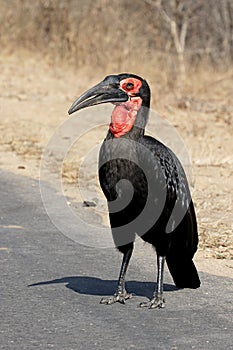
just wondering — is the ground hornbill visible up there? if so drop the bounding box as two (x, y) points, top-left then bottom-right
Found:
(68, 73), (200, 309)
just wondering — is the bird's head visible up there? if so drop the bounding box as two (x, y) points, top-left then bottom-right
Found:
(68, 73), (150, 138)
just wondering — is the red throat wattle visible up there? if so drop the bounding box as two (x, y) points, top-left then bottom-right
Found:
(109, 97), (142, 138)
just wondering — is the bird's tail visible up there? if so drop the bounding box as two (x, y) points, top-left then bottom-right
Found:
(166, 255), (200, 289)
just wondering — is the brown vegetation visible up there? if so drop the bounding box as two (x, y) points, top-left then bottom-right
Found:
(1, 0), (233, 84)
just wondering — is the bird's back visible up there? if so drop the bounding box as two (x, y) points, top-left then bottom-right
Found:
(140, 136), (198, 246)
(99, 133), (198, 255)
(139, 136), (200, 288)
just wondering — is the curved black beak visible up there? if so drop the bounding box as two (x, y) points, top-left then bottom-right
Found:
(68, 78), (129, 115)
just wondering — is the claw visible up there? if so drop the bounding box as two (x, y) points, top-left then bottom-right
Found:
(138, 295), (165, 309)
(100, 291), (133, 305)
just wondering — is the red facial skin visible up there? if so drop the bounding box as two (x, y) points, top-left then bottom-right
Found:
(109, 78), (142, 138)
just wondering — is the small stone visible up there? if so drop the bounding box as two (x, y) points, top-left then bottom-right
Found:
(83, 201), (96, 207)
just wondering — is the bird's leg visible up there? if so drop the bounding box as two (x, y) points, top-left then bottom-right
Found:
(139, 255), (166, 309)
(100, 246), (134, 305)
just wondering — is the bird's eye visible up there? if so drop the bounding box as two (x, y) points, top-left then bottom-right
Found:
(125, 82), (134, 91)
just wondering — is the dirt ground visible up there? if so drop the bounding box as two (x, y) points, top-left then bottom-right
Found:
(1, 53), (233, 278)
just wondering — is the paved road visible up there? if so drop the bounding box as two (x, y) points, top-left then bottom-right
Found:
(0, 169), (232, 349)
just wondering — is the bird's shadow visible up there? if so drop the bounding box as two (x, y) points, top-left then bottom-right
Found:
(28, 276), (178, 299)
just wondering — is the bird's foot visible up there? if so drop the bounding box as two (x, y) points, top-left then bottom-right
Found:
(138, 294), (165, 309)
(100, 290), (133, 305)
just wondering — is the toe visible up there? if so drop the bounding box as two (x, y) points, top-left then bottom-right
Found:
(138, 300), (151, 308)
(100, 291), (133, 305)
(138, 297), (165, 309)
(100, 296), (115, 305)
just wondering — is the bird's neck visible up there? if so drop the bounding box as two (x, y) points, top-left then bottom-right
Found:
(109, 97), (150, 139)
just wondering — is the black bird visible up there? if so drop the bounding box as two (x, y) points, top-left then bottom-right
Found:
(68, 73), (200, 309)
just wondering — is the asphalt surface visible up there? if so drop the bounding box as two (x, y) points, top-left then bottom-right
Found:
(0, 169), (233, 350)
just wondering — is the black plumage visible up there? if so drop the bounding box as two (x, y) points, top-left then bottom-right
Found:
(68, 73), (200, 308)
